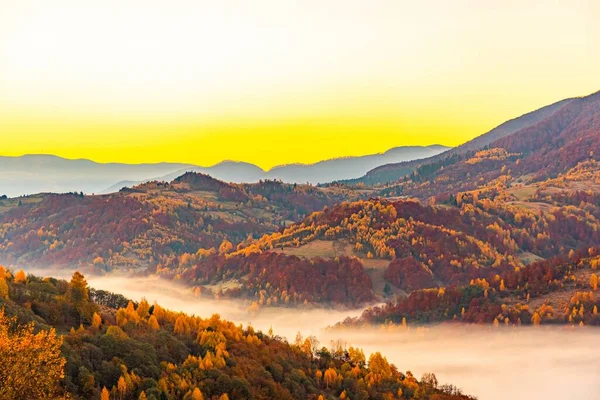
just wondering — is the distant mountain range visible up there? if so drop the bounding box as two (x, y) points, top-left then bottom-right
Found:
(0, 155), (194, 198)
(0, 145), (449, 197)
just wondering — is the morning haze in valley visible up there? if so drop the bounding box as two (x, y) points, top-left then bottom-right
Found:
(1, 1), (599, 400)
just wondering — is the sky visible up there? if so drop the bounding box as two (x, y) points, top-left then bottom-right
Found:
(1, 0), (599, 170)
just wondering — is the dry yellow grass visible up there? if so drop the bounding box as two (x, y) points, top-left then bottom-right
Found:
(276, 238), (393, 298)
(0, 196), (44, 215)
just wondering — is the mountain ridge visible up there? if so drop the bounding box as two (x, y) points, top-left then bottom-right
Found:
(0, 145), (449, 198)
(348, 94), (586, 186)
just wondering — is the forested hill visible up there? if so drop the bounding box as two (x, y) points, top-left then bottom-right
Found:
(380, 90), (600, 201)
(336, 246), (600, 329)
(351, 91), (595, 187)
(0, 173), (364, 270)
(0, 268), (475, 400)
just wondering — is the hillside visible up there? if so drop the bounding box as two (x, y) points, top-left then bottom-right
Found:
(351, 95), (579, 186)
(181, 165), (599, 306)
(0, 269), (475, 400)
(334, 159), (600, 328)
(0, 173), (363, 272)
(336, 246), (600, 329)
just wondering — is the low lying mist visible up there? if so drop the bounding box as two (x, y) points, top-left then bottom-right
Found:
(24, 271), (600, 400)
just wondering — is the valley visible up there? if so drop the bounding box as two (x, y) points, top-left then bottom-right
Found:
(2, 2), (599, 398)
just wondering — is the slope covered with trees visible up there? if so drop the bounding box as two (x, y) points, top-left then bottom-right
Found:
(348, 96), (577, 185)
(0, 173), (361, 270)
(336, 246), (600, 329)
(376, 90), (600, 200)
(170, 148), (600, 307)
(0, 268), (475, 400)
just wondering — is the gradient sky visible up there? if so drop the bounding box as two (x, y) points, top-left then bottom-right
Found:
(1, 0), (599, 169)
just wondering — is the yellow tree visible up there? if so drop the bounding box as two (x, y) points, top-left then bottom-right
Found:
(92, 312), (102, 329)
(0, 309), (66, 399)
(219, 240), (233, 255)
(315, 370), (322, 384)
(68, 271), (89, 304)
(148, 315), (160, 330)
(136, 297), (150, 319)
(173, 316), (189, 334)
(590, 274), (598, 291)
(118, 376), (127, 400)
(101, 387), (110, 400)
(14, 269), (27, 284)
(191, 388), (204, 400)
(531, 312), (542, 326)
(0, 276), (8, 300)
(367, 352), (392, 385)
(324, 368), (338, 388)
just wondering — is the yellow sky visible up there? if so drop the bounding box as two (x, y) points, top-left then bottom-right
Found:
(1, 0), (599, 169)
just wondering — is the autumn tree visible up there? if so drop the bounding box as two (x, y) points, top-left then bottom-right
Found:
(68, 271), (89, 304)
(148, 315), (160, 330)
(590, 273), (598, 291)
(101, 387), (110, 400)
(92, 312), (102, 329)
(324, 368), (338, 388)
(0, 276), (8, 300)
(14, 269), (26, 284)
(191, 387), (204, 400)
(421, 372), (438, 389)
(219, 240), (234, 255)
(0, 309), (66, 399)
(366, 352), (392, 385)
(118, 376), (127, 400)
(136, 297), (150, 319)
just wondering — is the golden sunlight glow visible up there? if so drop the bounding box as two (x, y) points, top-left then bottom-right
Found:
(1, 0), (599, 169)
